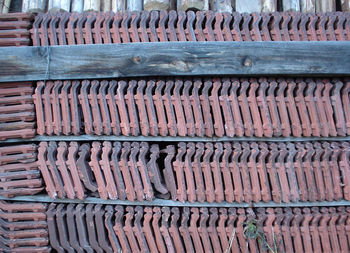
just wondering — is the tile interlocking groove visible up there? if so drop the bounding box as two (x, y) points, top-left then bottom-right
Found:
(32, 78), (350, 138)
(2, 200), (350, 253)
(2, 141), (350, 204)
(30, 11), (350, 45)
(1, 10), (350, 253)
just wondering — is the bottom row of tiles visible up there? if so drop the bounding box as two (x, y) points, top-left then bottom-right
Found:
(1, 200), (350, 253)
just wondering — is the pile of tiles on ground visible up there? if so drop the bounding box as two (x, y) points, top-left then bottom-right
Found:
(30, 11), (350, 46)
(0, 12), (33, 46)
(0, 201), (50, 252)
(33, 141), (350, 203)
(33, 78), (350, 138)
(44, 203), (350, 253)
(0, 145), (43, 197)
(0, 82), (36, 140)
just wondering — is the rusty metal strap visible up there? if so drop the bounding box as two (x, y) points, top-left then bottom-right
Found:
(1, 195), (350, 208)
(2, 135), (350, 143)
(0, 41), (350, 82)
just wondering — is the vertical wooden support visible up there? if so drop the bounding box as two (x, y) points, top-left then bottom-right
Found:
(84, 0), (101, 11)
(211, 0), (233, 13)
(71, 0), (84, 12)
(48, 0), (70, 11)
(144, 0), (170, 10)
(342, 0), (349, 11)
(283, 0), (300, 11)
(316, 0), (335, 12)
(0, 0), (4, 13)
(101, 0), (112, 11)
(3, 0), (11, 13)
(112, 0), (127, 11)
(235, 0), (261, 13)
(127, 0), (143, 10)
(178, 0), (209, 10)
(300, 0), (315, 12)
(22, 0), (47, 12)
(262, 0), (277, 12)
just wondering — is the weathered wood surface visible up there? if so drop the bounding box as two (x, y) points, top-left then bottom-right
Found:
(0, 41), (349, 82)
(48, 0), (70, 12)
(316, 0), (335, 12)
(235, 0), (261, 13)
(283, 0), (300, 11)
(71, 0), (83, 12)
(21, 0), (47, 12)
(300, 0), (315, 12)
(83, 0), (100, 11)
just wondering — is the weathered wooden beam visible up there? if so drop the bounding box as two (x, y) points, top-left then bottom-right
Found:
(48, 0), (70, 12)
(0, 41), (349, 82)
(300, 0), (315, 12)
(261, 0), (277, 12)
(235, 0), (261, 13)
(83, 0), (100, 11)
(22, 0), (47, 12)
(112, 0), (126, 11)
(316, 0), (335, 12)
(2, 195), (350, 208)
(282, 0), (300, 11)
(71, 0), (83, 12)
(2, 135), (350, 144)
(342, 0), (349, 11)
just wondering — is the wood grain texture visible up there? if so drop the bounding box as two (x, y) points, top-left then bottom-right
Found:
(178, 0), (208, 10)
(83, 0), (100, 11)
(316, 0), (335, 12)
(282, 0), (300, 11)
(211, 0), (232, 13)
(71, 0), (83, 12)
(22, 0), (47, 12)
(0, 41), (349, 82)
(112, 0), (126, 11)
(144, 0), (170, 10)
(342, 0), (349, 11)
(235, 0), (261, 13)
(261, 0), (277, 12)
(48, 0), (70, 11)
(300, 0), (315, 12)
(127, 0), (143, 10)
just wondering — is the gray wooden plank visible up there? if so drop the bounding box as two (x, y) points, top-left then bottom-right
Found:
(0, 41), (349, 82)
(2, 135), (350, 143)
(1, 195), (350, 208)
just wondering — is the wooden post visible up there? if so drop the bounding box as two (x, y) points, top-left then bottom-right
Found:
(261, 0), (277, 12)
(282, 0), (300, 11)
(127, 0), (142, 10)
(2, 0), (11, 13)
(0, 0), (4, 13)
(316, 0), (335, 12)
(48, 0), (70, 11)
(342, 0), (349, 11)
(144, 0), (170, 11)
(101, 0), (112, 11)
(71, 0), (83, 12)
(112, 0), (126, 11)
(235, 0), (261, 13)
(300, 0), (315, 12)
(211, 0), (232, 13)
(22, 0), (47, 12)
(84, 0), (101, 11)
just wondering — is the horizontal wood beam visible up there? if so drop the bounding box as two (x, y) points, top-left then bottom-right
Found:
(1, 195), (350, 208)
(0, 41), (350, 82)
(2, 135), (350, 143)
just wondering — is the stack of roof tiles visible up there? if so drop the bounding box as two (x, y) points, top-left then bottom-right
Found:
(0, 10), (349, 252)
